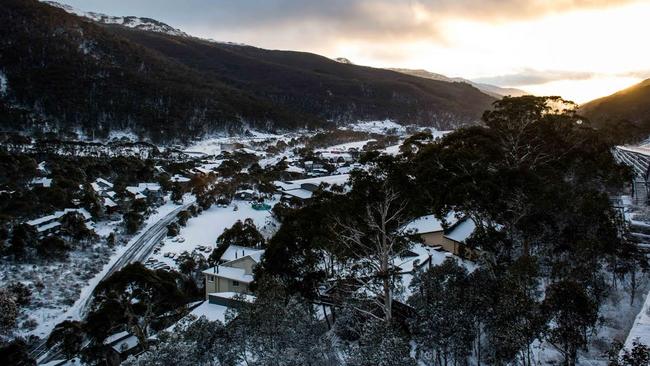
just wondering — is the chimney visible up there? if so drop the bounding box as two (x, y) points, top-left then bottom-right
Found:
(242, 250), (245, 256)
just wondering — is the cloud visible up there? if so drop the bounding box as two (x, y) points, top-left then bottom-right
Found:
(473, 69), (597, 86)
(59, 0), (639, 47)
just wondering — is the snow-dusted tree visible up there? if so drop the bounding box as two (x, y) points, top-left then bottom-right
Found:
(227, 281), (337, 365)
(345, 319), (415, 366)
(408, 259), (477, 366)
(333, 184), (410, 323)
(0, 289), (18, 336)
(124, 316), (235, 366)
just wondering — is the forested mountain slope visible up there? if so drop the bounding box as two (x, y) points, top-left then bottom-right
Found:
(0, 0), (495, 142)
(580, 79), (650, 142)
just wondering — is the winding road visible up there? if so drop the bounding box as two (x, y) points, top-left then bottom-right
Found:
(32, 203), (190, 364)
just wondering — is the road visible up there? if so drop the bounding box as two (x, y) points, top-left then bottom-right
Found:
(32, 203), (190, 364)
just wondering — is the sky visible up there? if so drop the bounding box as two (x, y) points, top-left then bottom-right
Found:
(57, 0), (650, 104)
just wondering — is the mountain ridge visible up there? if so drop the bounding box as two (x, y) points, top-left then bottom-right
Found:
(0, 0), (496, 142)
(388, 68), (528, 98)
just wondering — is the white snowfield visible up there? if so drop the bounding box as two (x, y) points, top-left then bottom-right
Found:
(152, 197), (280, 269)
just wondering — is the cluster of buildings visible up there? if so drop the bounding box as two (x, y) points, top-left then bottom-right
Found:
(274, 174), (350, 201)
(25, 208), (93, 238)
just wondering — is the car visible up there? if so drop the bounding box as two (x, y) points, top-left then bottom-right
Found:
(177, 237), (185, 243)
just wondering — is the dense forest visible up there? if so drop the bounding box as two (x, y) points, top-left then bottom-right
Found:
(0, 0), (495, 143)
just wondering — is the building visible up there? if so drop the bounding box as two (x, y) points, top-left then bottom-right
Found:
(202, 248), (264, 298)
(404, 212), (481, 260)
(274, 174), (350, 201)
(25, 208), (93, 238)
(125, 183), (162, 201)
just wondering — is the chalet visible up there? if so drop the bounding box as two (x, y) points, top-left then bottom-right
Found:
(103, 331), (141, 366)
(125, 183), (162, 201)
(26, 208), (93, 238)
(91, 178), (119, 213)
(29, 177), (52, 188)
(274, 174), (350, 201)
(404, 213), (482, 260)
(202, 248), (264, 298)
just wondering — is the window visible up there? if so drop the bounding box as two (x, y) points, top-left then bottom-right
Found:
(232, 281), (240, 287)
(207, 276), (214, 283)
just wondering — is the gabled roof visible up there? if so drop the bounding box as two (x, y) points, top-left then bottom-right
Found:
(220, 245), (264, 263)
(202, 266), (254, 283)
(444, 218), (477, 243)
(403, 212), (459, 234)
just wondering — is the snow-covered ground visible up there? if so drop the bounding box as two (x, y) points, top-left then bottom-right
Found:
(149, 197), (280, 269)
(184, 131), (298, 156)
(15, 197), (191, 339)
(343, 120), (408, 135)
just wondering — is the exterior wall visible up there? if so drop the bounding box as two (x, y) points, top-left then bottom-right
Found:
(226, 256), (257, 275)
(419, 231), (481, 260)
(419, 231), (445, 247)
(204, 275), (249, 299)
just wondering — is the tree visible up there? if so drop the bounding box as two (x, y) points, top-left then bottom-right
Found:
(0, 338), (36, 366)
(47, 321), (84, 359)
(37, 235), (69, 259)
(408, 259), (477, 366)
(216, 218), (264, 248)
(543, 280), (599, 366)
(89, 263), (196, 349)
(227, 281), (336, 366)
(333, 183), (409, 323)
(177, 210), (190, 226)
(171, 183), (184, 204)
(123, 211), (144, 234)
(346, 319), (415, 366)
(0, 289), (18, 336)
(608, 341), (650, 366)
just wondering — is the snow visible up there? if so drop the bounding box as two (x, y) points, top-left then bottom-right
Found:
(625, 279), (650, 349)
(170, 174), (190, 183)
(30, 177), (52, 187)
(345, 120), (407, 135)
(103, 330), (130, 345)
(403, 212), (459, 234)
(186, 301), (229, 323)
(150, 198), (279, 269)
(24, 199), (190, 339)
(444, 218), (477, 243)
(316, 139), (375, 153)
(202, 265), (253, 283)
(275, 174), (350, 191)
(220, 245), (264, 263)
(111, 335), (139, 352)
(0, 70), (8, 96)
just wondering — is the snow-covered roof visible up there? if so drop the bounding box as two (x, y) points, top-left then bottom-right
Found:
(404, 212), (459, 234)
(30, 177), (52, 187)
(26, 208), (92, 227)
(126, 183), (161, 195)
(209, 291), (256, 303)
(202, 266), (254, 283)
(111, 335), (139, 353)
(103, 331), (130, 345)
(104, 197), (118, 207)
(444, 218), (477, 243)
(220, 245), (264, 263)
(274, 174), (350, 191)
(36, 221), (61, 233)
(170, 174), (190, 183)
(282, 189), (314, 200)
(285, 165), (305, 173)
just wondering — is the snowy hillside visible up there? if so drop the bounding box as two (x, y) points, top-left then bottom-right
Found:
(43, 1), (188, 37)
